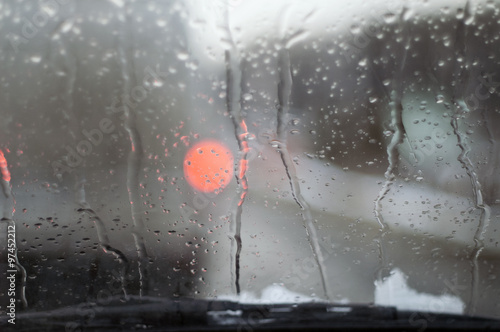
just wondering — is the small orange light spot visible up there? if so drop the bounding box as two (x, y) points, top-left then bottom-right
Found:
(183, 140), (234, 193)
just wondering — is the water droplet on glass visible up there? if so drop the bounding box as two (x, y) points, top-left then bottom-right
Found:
(153, 80), (164, 87)
(30, 55), (42, 63)
(177, 51), (189, 61)
(350, 24), (361, 34)
(440, 6), (450, 14)
(383, 12), (396, 23)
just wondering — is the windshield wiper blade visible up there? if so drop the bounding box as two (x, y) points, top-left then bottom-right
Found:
(2, 296), (500, 331)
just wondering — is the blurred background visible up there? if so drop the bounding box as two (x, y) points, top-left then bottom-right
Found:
(0, 0), (499, 319)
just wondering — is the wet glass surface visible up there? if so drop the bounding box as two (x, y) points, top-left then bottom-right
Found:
(0, 0), (499, 326)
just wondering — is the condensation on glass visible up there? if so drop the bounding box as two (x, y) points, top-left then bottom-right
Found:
(0, 0), (499, 320)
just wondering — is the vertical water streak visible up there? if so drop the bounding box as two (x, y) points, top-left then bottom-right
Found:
(276, 49), (330, 300)
(450, 108), (490, 314)
(0, 150), (28, 308)
(372, 6), (409, 282)
(372, 90), (404, 277)
(449, 1), (489, 314)
(117, 0), (149, 296)
(223, 1), (247, 294)
(75, 176), (129, 298)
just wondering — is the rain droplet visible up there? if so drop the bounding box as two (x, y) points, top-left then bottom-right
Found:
(152, 80), (164, 87)
(358, 58), (368, 67)
(30, 55), (42, 63)
(177, 51), (189, 61)
(61, 20), (74, 33)
(383, 12), (396, 23)
(350, 24), (361, 34)
(41, 3), (57, 16)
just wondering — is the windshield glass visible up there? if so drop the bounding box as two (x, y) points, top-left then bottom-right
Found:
(1, 0), (500, 329)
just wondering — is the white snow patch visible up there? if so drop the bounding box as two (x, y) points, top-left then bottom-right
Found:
(218, 284), (327, 304)
(375, 268), (464, 314)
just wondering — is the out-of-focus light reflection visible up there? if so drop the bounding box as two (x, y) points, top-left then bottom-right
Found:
(0, 149), (11, 182)
(184, 140), (234, 193)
